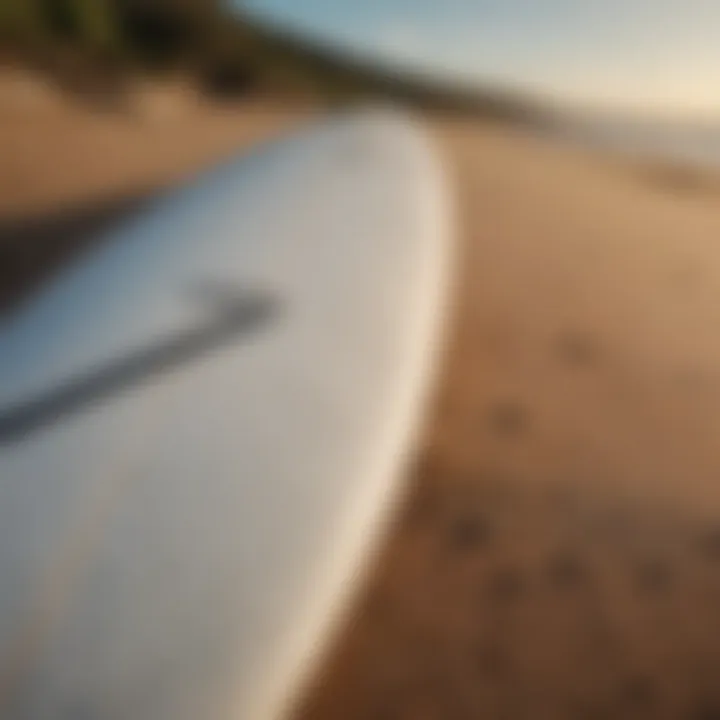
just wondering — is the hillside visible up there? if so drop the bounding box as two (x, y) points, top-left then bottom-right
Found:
(0, 0), (538, 121)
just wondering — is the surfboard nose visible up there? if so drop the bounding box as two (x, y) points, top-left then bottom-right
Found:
(0, 107), (454, 720)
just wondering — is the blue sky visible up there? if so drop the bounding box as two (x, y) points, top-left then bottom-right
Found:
(240, 0), (720, 117)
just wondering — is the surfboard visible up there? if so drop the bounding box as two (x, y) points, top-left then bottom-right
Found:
(0, 108), (453, 719)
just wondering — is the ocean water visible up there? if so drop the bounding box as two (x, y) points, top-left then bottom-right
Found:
(559, 116), (720, 170)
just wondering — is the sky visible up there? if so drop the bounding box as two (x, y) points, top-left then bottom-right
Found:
(240, 0), (720, 118)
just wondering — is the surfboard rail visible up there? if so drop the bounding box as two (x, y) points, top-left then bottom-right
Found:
(0, 107), (455, 719)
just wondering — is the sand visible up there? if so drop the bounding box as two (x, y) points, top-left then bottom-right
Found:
(5, 73), (720, 718)
(297, 120), (720, 719)
(0, 72), (311, 218)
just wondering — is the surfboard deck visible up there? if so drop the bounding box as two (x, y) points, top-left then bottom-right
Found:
(0, 108), (453, 719)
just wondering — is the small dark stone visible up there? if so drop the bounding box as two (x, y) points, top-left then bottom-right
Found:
(698, 527), (720, 560)
(474, 643), (508, 676)
(619, 674), (655, 707)
(487, 566), (526, 604)
(547, 551), (587, 589)
(634, 558), (673, 594)
(448, 513), (492, 552)
(691, 701), (720, 720)
(555, 331), (600, 367)
(488, 401), (528, 438)
(571, 698), (612, 720)
(405, 480), (443, 527)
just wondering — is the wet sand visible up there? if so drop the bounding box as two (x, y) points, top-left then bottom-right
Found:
(5, 77), (720, 718)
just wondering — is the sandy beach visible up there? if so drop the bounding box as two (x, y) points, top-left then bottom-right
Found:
(300, 120), (720, 719)
(5, 73), (720, 718)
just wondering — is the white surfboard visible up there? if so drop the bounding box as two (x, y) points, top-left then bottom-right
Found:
(0, 108), (453, 719)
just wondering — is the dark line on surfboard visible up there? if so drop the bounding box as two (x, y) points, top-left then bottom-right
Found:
(0, 287), (281, 448)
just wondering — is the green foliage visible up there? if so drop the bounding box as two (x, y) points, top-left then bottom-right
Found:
(40, 0), (117, 48)
(0, 0), (45, 43)
(0, 0), (536, 120)
(74, 0), (117, 49)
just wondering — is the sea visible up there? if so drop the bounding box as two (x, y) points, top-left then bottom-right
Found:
(556, 114), (720, 171)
